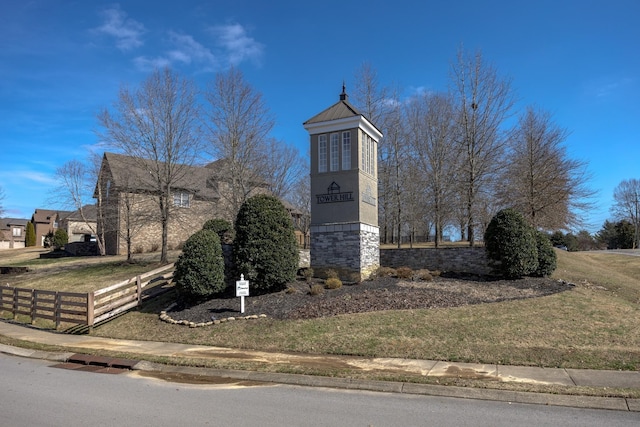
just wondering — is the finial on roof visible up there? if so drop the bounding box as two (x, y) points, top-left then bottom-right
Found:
(340, 81), (348, 101)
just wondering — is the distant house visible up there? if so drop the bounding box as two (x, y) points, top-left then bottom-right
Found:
(282, 200), (310, 248)
(95, 152), (272, 256)
(0, 218), (28, 249)
(31, 209), (72, 247)
(58, 205), (98, 243)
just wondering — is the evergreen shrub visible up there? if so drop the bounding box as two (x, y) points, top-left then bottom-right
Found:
(203, 218), (234, 243)
(25, 222), (36, 247)
(174, 229), (225, 302)
(43, 231), (54, 248)
(233, 195), (299, 293)
(484, 208), (538, 278)
(534, 231), (557, 277)
(53, 229), (68, 250)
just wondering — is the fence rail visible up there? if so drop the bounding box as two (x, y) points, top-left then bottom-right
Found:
(0, 263), (174, 331)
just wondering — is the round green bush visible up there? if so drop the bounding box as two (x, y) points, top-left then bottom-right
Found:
(53, 229), (69, 250)
(534, 231), (557, 277)
(233, 194), (299, 293)
(484, 208), (538, 278)
(202, 218), (234, 243)
(174, 229), (225, 302)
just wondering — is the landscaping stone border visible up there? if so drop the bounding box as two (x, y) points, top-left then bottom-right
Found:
(159, 303), (266, 328)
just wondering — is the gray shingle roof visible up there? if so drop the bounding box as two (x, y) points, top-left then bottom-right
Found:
(60, 205), (98, 222)
(32, 209), (58, 223)
(303, 98), (362, 125)
(0, 218), (28, 229)
(103, 152), (220, 201)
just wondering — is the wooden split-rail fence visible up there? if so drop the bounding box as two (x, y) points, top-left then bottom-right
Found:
(0, 263), (174, 331)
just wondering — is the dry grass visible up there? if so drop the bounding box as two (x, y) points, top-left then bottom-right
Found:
(0, 248), (179, 293)
(3, 247), (639, 373)
(90, 249), (640, 372)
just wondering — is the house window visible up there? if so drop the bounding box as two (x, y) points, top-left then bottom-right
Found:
(318, 134), (327, 173)
(173, 192), (190, 208)
(330, 133), (339, 171)
(12, 227), (22, 237)
(362, 131), (367, 174)
(369, 136), (376, 177)
(361, 131), (376, 176)
(342, 131), (351, 170)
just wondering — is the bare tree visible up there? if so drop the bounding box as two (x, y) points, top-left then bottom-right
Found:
(406, 92), (459, 247)
(288, 171), (311, 249)
(97, 68), (203, 264)
(0, 185), (5, 217)
(498, 106), (593, 231)
(611, 178), (640, 249)
(258, 138), (306, 200)
(401, 161), (430, 247)
(352, 63), (396, 243)
(204, 67), (275, 218)
(450, 47), (517, 245)
(385, 88), (408, 247)
(352, 62), (389, 128)
(54, 159), (108, 255)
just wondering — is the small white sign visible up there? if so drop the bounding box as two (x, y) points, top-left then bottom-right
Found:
(236, 281), (249, 297)
(236, 274), (250, 314)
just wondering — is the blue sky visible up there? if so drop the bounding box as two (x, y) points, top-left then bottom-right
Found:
(1, 0), (638, 233)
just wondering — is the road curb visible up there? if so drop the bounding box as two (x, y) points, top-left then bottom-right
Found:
(1, 344), (638, 412)
(131, 357), (639, 412)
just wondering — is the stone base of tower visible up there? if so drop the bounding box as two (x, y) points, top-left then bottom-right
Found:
(310, 222), (379, 281)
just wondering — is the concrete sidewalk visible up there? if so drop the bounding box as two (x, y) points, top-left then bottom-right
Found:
(0, 320), (638, 412)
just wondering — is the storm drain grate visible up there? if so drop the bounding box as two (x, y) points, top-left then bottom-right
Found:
(51, 354), (140, 374)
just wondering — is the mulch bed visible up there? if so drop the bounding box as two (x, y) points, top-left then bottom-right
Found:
(168, 274), (573, 323)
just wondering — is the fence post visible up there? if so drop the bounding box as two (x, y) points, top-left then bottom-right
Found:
(136, 275), (142, 305)
(12, 287), (19, 320)
(87, 292), (95, 333)
(55, 292), (61, 330)
(31, 290), (37, 325)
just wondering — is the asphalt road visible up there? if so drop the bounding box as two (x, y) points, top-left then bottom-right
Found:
(1, 354), (638, 426)
(589, 249), (640, 256)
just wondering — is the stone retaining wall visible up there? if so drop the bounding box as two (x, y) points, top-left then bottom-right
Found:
(310, 223), (379, 280)
(380, 247), (491, 275)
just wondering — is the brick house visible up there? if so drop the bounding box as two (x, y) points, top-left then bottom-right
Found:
(0, 218), (28, 249)
(58, 205), (98, 243)
(95, 152), (273, 256)
(31, 209), (73, 247)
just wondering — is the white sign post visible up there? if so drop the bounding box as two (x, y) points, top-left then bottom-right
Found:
(235, 274), (250, 314)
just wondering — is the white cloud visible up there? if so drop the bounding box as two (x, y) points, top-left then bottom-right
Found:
(595, 78), (633, 98)
(133, 56), (172, 71)
(95, 6), (146, 51)
(168, 31), (218, 68)
(121, 22), (262, 72)
(210, 23), (264, 66)
(0, 169), (57, 186)
(133, 31), (219, 72)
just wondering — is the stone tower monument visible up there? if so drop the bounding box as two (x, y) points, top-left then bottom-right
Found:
(303, 86), (383, 280)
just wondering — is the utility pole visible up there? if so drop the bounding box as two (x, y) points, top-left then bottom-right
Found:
(634, 190), (639, 249)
